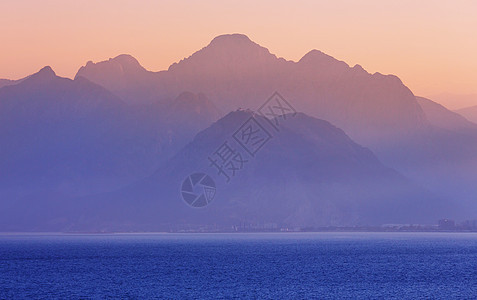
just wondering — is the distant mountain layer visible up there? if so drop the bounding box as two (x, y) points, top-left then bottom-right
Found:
(0, 77), (24, 89)
(75, 34), (477, 218)
(76, 34), (426, 146)
(456, 105), (477, 124)
(0, 79), (15, 89)
(2, 34), (477, 231)
(0, 67), (219, 205)
(0, 66), (129, 193)
(416, 96), (477, 130)
(0, 111), (447, 231)
(75, 55), (161, 105)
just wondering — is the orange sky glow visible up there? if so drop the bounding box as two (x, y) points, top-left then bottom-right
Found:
(1, 0), (476, 108)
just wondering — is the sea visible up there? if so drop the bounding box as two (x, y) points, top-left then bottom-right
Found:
(1, 232), (476, 299)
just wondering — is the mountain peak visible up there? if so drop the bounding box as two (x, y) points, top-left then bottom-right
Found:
(74, 54), (150, 104)
(37, 66), (56, 77)
(76, 54), (145, 81)
(205, 33), (265, 53)
(352, 64), (366, 72)
(168, 33), (277, 73)
(24, 66), (58, 84)
(210, 33), (252, 45)
(299, 49), (346, 66)
(109, 54), (142, 67)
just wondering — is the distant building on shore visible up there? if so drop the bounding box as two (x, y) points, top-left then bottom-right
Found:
(461, 220), (477, 230)
(438, 219), (455, 230)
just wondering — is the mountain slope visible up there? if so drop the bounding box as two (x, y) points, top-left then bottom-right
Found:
(0, 66), (135, 194)
(456, 105), (477, 124)
(0, 68), (220, 229)
(0, 75), (27, 89)
(137, 112), (446, 228)
(0, 79), (16, 89)
(416, 96), (477, 130)
(75, 54), (161, 104)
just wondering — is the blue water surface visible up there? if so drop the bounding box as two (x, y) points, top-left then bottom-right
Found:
(1, 232), (477, 299)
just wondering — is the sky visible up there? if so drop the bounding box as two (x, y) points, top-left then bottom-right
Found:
(1, 0), (476, 108)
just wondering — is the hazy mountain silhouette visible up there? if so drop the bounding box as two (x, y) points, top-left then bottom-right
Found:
(1, 111), (447, 231)
(0, 66), (143, 194)
(75, 34), (477, 214)
(77, 34), (427, 145)
(416, 96), (477, 130)
(75, 54), (162, 104)
(0, 75), (28, 89)
(0, 79), (16, 89)
(456, 105), (477, 124)
(140, 111), (445, 229)
(0, 68), (219, 229)
(2, 34), (477, 231)
(164, 91), (221, 131)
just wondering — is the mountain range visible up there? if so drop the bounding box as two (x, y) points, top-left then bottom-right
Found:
(77, 34), (426, 147)
(1, 33), (476, 231)
(76, 34), (477, 216)
(0, 67), (219, 221)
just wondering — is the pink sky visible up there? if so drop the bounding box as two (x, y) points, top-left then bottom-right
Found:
(1, 0), (476, 108)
